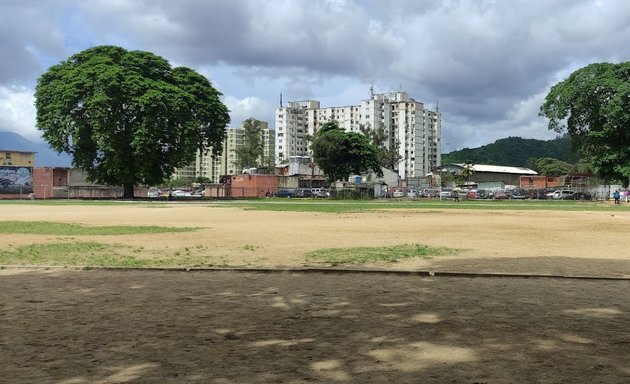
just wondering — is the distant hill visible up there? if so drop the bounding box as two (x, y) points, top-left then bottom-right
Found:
(0, 131), (73, 167)
(442, 136), (580, 167)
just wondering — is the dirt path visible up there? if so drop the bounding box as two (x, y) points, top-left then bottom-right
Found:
(2, 202), (630, 383)
(2, 268), (629, 384)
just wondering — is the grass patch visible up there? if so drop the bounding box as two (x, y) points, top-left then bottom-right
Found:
(0, 221), (199, 235)
(210, 199), (628, 213)
(305, 243), (460, 266)
(0, 242), (220, 268)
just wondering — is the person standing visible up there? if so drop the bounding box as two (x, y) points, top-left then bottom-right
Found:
(623, 188), (628, 203)
(613, 189), (620, 205)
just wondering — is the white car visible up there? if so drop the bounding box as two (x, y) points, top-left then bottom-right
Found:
(392, 189), (405, 198)
(549, 190), (573, 199)
(406, 189), (418, 198)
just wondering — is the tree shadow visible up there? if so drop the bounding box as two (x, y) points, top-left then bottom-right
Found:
(1, 269), (629, 383)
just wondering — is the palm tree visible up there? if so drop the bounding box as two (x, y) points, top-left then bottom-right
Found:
(462, 160), (475, 184)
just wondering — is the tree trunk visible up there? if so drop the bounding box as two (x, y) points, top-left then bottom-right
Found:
(122, 182), (135, 199)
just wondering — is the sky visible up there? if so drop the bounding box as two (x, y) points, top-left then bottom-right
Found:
(1, 0), (629, 153)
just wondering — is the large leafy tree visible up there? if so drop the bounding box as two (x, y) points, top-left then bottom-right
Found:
(540, 62), (630, 186)
(35, 45), (230, 198)
(533, 157), (576, 176)
(359, 123), (402, 171)
(311, 121), (382, 182)
(234, 118), (265, 170)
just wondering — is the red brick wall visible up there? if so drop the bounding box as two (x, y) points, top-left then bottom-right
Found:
(229, 175), (279, 198)
(519, 175), (561, 189)
(33, 167), (55, 198)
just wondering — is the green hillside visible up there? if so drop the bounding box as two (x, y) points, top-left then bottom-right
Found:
(441, 136), (580, 167)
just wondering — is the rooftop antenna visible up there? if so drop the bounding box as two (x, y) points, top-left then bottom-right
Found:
(280, 93), (283, 108)
(369, 83), (374, 99)
(436, 99), (439, 113)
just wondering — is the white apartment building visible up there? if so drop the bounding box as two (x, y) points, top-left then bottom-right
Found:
(172, 120), (275, 183)
(274, 92), (441, 179)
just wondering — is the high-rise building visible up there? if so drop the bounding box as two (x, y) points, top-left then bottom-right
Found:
(274, 92), (441, 179)
(172, 120), (275, 183)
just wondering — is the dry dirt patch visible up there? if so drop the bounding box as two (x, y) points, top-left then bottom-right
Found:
(1, 203), (630, 275)
(2, 203), (630, 383)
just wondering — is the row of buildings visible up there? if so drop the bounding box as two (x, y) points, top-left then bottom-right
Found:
(173, 91), (442, 183)
(1, 90), (444, 198)
(0, 147), (606, 200)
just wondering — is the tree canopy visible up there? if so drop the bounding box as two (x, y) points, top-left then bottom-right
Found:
(35, 45), (230, 197)
(540, 62), (630, 185)
(311, 121), (383, 182)
(461, 160), (475, 183)
(441, 136), (579, 167)
(533, 157), (576, 176)
(234, 118), (274, 173)
(359, 123), (402, 172)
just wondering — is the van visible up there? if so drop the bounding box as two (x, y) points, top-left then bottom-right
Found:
(311, 188), (330, 198)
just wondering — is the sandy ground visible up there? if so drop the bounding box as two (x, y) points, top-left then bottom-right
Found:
(1, 202), (630, 383)
(2, 202), (630, 275)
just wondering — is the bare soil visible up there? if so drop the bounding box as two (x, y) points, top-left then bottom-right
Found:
(1, 202), (630, 383)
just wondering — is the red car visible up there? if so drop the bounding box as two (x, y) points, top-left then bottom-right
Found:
(492, 190), (510, 200)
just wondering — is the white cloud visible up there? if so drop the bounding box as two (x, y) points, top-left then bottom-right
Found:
(223, 95), (273, 128)
(2, 0), (630, 154)
(0, 86), (41, 142)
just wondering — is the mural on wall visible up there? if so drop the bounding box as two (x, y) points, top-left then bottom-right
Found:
(0, 166), (33, 194)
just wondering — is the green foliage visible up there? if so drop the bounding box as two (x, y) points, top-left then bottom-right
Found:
(213, 199), (622, 213)
(35, 45), (230, 198)
(312, 121), (383, 181)
(305, 243), (460, 265)
(0, 242), (218, 267)
(359, 123), (402, 171)
(533, 157), (576, 176)
(540, 62), (630, 185)
(234, 118), (266, 170)
(165, 177), (195, 188)
(461, 160), (475, 182)
(442, 136), (579, 167)
(0, 221), (198, 235)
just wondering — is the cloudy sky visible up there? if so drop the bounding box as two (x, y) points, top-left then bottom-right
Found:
(1, 0), (629, 152)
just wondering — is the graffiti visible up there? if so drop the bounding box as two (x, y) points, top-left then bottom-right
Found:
(0, 166), (33, 194)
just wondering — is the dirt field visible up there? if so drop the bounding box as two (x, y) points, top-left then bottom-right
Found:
(1, 202), (630, 383)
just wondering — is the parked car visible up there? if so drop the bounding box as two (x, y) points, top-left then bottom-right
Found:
(439, 188), (452, 198)
(273, 189), (295, 198)
(295, 188), (314, 198)
(392, 188), (405, 198)
(311, 188), (330, 198)
(550, 190), (574, 200)
(511, 188), (530, 199)
(491, 190), (510, 200)
(421, 189), (439, 198)
(171, 190), (192, 197)
(561, 192), (593, 201)
(406, 189), (418, 198)
(467, 189), (477, 199)
(530, 189), (548, 199)
(476, 189), (490, 199)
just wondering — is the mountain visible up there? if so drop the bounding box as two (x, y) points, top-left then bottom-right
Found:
(0, 131), (73, 167)
(442, 136), (580, 168)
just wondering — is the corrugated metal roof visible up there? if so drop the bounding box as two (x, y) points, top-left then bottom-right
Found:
(454, 163), (537, 175)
